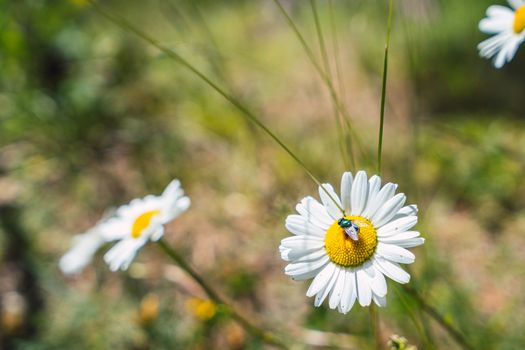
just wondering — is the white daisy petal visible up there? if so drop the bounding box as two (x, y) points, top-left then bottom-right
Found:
(285, 215), (326, 237)
(356, 268), (372, 306)
(379, 230), (421, 243)
(368, 265), (387, 297)
(329, 266), (347, 309)
(376, 243), (415, 264)
(296, 197), (333, 229)
(362, 183), (396, 219)
(373, 257), (411, 284)
(319, 183), (343, 220)
(285, 256), (330, 277)
(307, 263), (336, 297)
(508, 0), (525, 10)
(392, 204), (418, 220)
(286, 248), (326, 263)
(395, 238), (425, 248)
(290, 264), (327, 281)
(340, 172), (353, 212)
(373, 294), (387, 307)
(371, 193), (407, 228)
(280, 236), (324, 250)
(377, 216), (418, 237)
(315, 266), (340, 307)
(350, 171), (369, 216)
(340, 270), (357, 314)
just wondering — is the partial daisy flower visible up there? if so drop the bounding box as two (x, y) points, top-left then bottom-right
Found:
(279, 171), (424, 314)
(59, 226), (106, 275)
(100, 179), (190, 271)
(478, 0), (525, 68)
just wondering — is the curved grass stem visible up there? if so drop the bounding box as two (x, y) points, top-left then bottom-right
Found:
(87, 0), (344, 213)
(157, 239), (289, 349)
(273, 0), (362, 168)
(402, 285), (474, 350)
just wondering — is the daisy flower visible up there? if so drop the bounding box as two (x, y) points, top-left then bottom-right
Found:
(478, 0), (525, 68)
(59, 179), (190, 273)
(279, 171), (424, 314)
(101, 179), (190, 271)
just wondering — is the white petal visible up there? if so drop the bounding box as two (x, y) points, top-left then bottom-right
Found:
(479, 16), (512, 34)
(104, 238), (147, 271)
(356, 268), (372, 306)
(280, 236), (324, 250)
(508, 0), (525, 10)
(296, 196), (333, 229)
(379, 230), (420, 243)
(286, 248), (326, 263)
(377, 216), (418, 237)
(329, 266), (347, 309)
(368, 265), (387, 297)
(372, 193), (406, 228)
(285, 256), (330, 277)
(307, 263), (336, 297)
(395, 238), (425, 248)
(314, 265), (340, 307)
(340, 172), (353, 212)
(290, 263), (327, 281)
(373, 294), (387, 307)
(339, 270), (357, 314)
(373, 257), (410, 284)
(319, 183), (343, 220)
(362, 183), (396, 219)
(350, 171), (368, 216)
(376, 243), (415, 264)
(391, 204), (418, 220)
(285, 215), (326, 237)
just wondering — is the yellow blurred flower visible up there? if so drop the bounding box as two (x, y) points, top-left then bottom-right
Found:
(137, 293), (160, 326)
(186, 298), (217, 321)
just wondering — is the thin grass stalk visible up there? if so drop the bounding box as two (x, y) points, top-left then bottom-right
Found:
(272, 0), (362, 166)
(327, 0), (354, 170)
(157, 239), (289, 349)
(88, 0), (344, 213)
(310, 0), (350, 170)
(402, 285), (474, 350)
(376, 0), (393, 174)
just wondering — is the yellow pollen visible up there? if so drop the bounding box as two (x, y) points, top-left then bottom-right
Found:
(324, 215), (377, 267)
(514, 6), (525, 33)
(131, 210), (161, 238)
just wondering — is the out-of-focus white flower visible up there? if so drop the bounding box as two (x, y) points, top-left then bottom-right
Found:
(279, 171), (424, 314)
(478, 0), (525, 68)
(59, 179), (190, 274)
(101, 179), (190, 271)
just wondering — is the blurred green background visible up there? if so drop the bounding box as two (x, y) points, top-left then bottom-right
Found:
(1, 0), (524, 349)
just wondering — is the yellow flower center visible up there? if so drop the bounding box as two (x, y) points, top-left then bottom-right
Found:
(131, 210), (161, 238)
(514, 5), (525, 33)
(324, 215), (377, 267)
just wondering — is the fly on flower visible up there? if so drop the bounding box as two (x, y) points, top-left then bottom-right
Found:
(478, 0), (525, 68)
(279, 171), (424, 314)
(59, 179), (190, 273)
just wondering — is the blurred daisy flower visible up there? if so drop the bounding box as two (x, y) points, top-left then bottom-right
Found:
(59, 179), (190, 273)
(478, 0), (525, 68)
(279, 171), (424, 314)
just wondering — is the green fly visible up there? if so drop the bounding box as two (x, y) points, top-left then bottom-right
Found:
(338, 218), (360, 241)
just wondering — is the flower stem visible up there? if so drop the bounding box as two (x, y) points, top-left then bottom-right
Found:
(377, 0), (393, 175)
(87, 0), (344, 213)
(402, 285), (474, 350)
(157, 238), (288, 349)
(369, 303), (382, 350)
